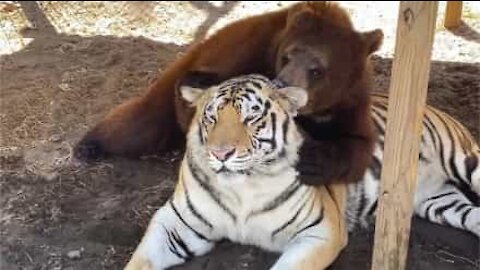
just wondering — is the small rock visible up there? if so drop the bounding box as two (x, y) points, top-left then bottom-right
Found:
(58, 83), (72, 92)
(67, 250), (82, 259)
(49, 134), (62, 143)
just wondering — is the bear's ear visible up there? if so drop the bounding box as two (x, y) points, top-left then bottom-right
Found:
(275, 87), (309, 115)
(289, 11), (317, 30)
(177, 71), (221, 104)
(361, 29), (384, 55)
(287, 2), (319, 31)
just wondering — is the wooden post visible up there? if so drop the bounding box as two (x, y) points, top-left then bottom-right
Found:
(444, 1), (463, 29)
(371, 2), (438, 270)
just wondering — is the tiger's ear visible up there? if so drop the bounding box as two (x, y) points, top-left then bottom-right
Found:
(180, 85), (205, 104)
(275, 87), (308, 115)
(178, 71), (220, 104)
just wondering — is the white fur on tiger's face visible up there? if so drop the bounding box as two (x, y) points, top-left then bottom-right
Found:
(181, 74), (307, 183)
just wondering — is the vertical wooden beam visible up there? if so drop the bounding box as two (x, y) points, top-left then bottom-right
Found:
(371, 2), (438, 270)
(444, 1), (463, 29)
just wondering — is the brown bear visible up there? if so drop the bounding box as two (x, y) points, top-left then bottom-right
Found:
(74, 1), (383, 185)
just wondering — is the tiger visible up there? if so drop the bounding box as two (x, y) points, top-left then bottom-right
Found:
(124, 74), (480, 270)
(125, 74), (349, 270)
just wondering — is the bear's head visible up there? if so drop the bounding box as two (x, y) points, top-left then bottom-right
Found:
(275, 2), (383, 115)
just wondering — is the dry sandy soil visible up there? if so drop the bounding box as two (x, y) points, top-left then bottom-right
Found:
(1, 1), (479, 270)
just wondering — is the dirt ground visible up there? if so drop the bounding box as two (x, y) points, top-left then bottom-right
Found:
(1, 2), (479, 270)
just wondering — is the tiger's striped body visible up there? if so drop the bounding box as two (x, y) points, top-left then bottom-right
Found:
(346, 93), (480, 235)
(125, 75), (479, 270)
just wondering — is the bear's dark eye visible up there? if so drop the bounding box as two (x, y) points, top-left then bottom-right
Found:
(309, 67), (324, 78)
(281, 55), (290, 67)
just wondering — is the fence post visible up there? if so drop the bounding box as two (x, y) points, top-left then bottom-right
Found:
(444, 1), (463, 29)
(371, 2), (439, 270)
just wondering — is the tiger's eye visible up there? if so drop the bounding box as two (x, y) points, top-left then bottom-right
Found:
(252, 105), (260, 111)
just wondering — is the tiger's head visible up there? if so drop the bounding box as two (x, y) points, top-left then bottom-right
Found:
(180, 74), (308, 183)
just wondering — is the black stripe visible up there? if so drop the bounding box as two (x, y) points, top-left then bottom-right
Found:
(258, 113), (277, 151)
(258, 103), (270, 120)
(263, 147), (287, 165)
(423, 117), (438, 151)
(425, 191), (456, 202)
(244, 114), (260, 125)
(183, 179), (214, 229)
(248, 181), (302, 219)
(198, 122), (204, 145)
(367, 200), (378, 216)
(250, 114), (264, 126)
(369, 110), (385, 149)
(371, 108), (387, 126)
(450, 118), (472, 153)
(370, 156), (382, 180)
(289, 188), (312, 211)
(445, 180), (479, 206)
(295, 196), (315, 228)
(188, 156), (237, 222)
(251, 81), (263, 89)
(461, 208), (473, 228)
(169, 200), (212, 242)
(431, 109), (466, 184)
(244, 88), (257, 94)
(454, 203), (470, 212)
(420, 134), (426, 144)
(255, 120), (267, 133)
(426, 114), (450, 179)
(372, 93), (389, 100)
(171, 229), (194, 260)
(371, 113), (385, 136)
(424, 202), (436, 221)
(373, 101), (388, 112)
(419, 151), (429, 162)
(292, 207), (324, 240)
(271, 198), (307, 238)
(433, 200), (458, 218)
(165, 227), (185, 259)
(282, 117), (290, 145)
(450, 121), (469, 156)
(465, 155), (478, 184)
(357, 184), (367, 221)
(265, 100), (271, 110)
(240, 93), (252, 101)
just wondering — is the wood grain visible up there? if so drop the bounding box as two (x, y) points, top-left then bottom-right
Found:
(371, 2), (439, 270)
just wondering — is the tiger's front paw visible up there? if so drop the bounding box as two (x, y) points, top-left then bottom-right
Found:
(465, 208), (480, 238)
(124, 254), (154, 270)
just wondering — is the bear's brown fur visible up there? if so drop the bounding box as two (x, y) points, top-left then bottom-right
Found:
(274, 3), (382, 185)
(74, 1), (383, 185)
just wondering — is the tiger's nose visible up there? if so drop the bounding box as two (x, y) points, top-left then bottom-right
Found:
(210, 147), (235, 161)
